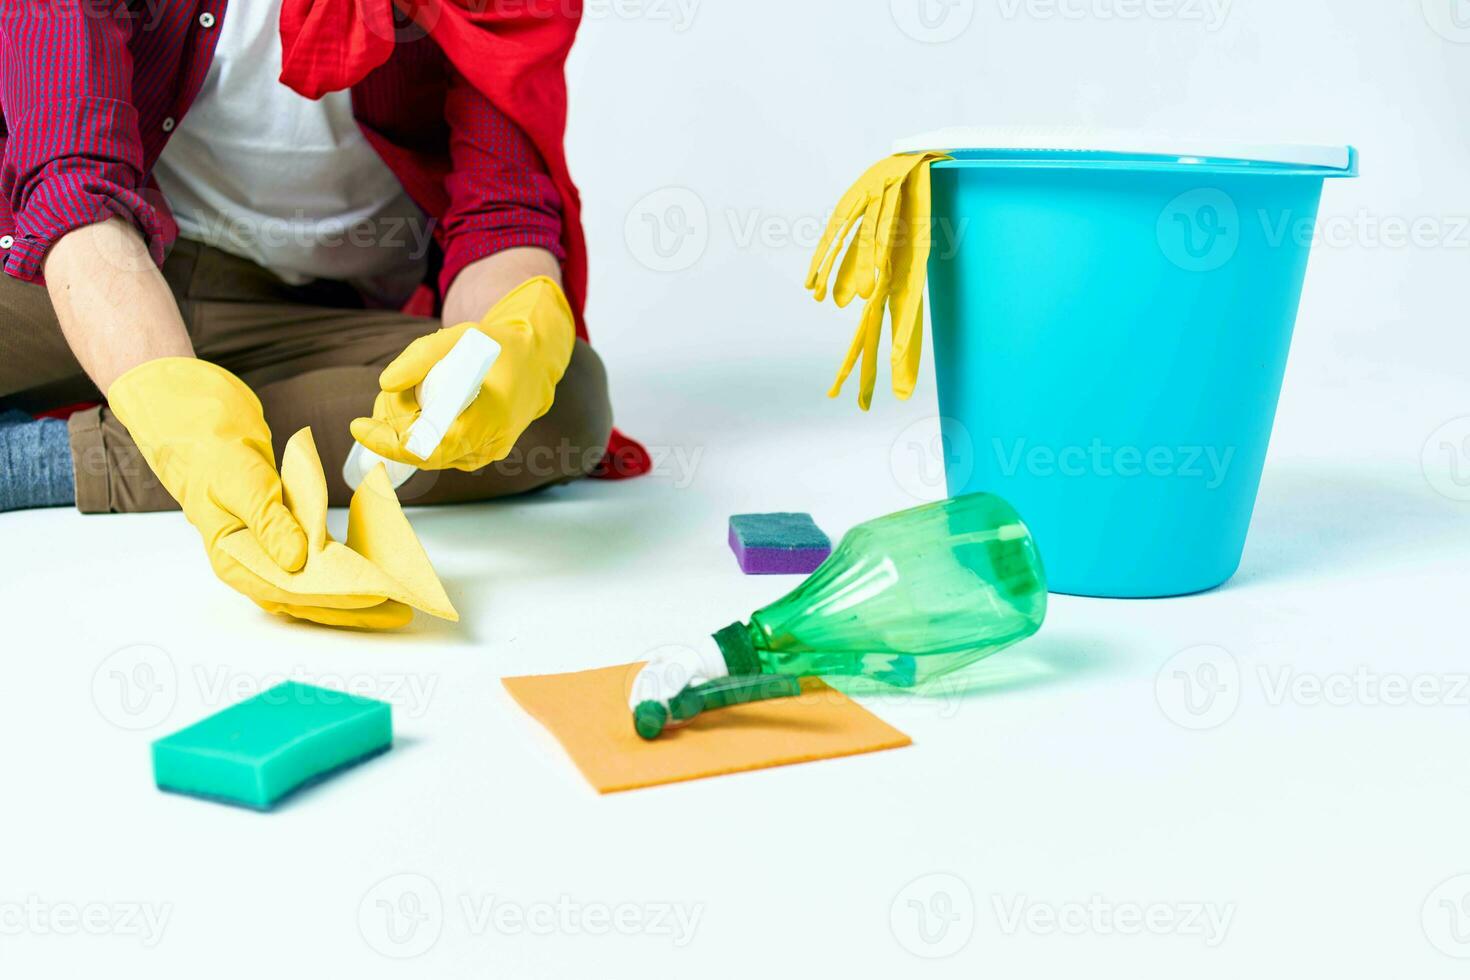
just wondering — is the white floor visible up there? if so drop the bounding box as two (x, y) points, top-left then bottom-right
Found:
(3, 318), (1468, 977)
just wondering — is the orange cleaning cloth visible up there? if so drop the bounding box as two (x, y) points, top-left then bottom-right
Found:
(503, 664), (912, 793)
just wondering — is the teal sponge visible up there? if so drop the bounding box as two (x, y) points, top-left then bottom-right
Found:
(152, 682), (393, 811)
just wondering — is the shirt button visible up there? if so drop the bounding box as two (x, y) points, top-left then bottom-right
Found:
(0, 236), (13, 249)
(162, 117), (176, 132)
(198, 12), (215, 28)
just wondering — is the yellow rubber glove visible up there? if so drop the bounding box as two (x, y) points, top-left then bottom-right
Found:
(106, 358), (310, 599)
(806, 151), (951, 409)
(350, 276), (575, 472)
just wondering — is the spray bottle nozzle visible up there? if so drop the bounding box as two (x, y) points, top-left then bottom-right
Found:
(633, 674), (804, 740)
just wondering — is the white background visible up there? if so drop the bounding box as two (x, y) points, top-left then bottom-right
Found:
(4, 0), (1470, 976)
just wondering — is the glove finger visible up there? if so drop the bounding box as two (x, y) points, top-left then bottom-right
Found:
(832, 237), (865, 310)
(349, 415), (420, 467)
(808, 194), (867, 303)
(251, 495), (309, 572)
(812, 155), (946, 299)
(855, 221), (902, 411)
(378, 326), (465, 393)
(805, 185), (858, 287)
(845, 190), (887, 304)
(889, 164), (933, 398)
(431, 401), (523, 473)
(826, 318), (870, 401)
(357, 401), (493, 474)
(888, 224), (926, 393)
(856, 176), (906, 305)
(891, 296), (924, 401)
(876, 174), (909, 257)
(349, 387), (420, 463)
(807, 174), (872, 290)
(855, 293), (888, 412)
(213, 456), (308, 572)
(840, 176), (904, 306)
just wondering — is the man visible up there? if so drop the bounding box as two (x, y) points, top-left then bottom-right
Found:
(0, 1), (647, 617)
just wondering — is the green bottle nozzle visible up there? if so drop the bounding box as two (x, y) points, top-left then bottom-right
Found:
(633, 674), (804, 741)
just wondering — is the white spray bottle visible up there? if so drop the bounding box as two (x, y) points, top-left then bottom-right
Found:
(342, 329), (502, 491)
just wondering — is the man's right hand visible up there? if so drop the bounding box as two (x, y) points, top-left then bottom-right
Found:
(106, 358), (309, 599)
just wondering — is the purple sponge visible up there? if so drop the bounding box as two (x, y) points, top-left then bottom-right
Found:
(728, 513), (832, 575)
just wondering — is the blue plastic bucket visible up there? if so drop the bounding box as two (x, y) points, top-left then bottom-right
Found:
(923, 140), (1358, 597)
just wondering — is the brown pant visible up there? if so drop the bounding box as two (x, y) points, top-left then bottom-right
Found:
(0, 239), (613, 511)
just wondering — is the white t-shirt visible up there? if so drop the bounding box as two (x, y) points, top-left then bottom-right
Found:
(152, 1), (429, 307)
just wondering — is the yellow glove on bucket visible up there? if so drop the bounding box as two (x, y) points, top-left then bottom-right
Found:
(350, 276), (576, 472)
(107, 357), (310, 595)
(805, 151), (951, 409)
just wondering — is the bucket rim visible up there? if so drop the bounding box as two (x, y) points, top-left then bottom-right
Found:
(895, 128), (1359, 177)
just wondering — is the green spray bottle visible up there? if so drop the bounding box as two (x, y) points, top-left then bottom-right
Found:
(632, 493), (1047, 738)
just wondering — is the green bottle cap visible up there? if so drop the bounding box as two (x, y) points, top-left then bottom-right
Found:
(713, 622), (761, 676)
(633, 701), (669, 741)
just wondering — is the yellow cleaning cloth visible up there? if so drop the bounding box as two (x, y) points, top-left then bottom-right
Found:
(220, 428), (458, 628)
(503, 664), (912, 793)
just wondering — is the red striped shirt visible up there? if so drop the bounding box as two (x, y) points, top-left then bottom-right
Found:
(0, 0), (564, 302)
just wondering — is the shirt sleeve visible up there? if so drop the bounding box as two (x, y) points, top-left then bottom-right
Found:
(437, 64), (566, 300)
(0, 7), (168, 283)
